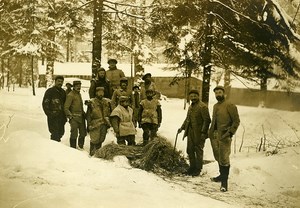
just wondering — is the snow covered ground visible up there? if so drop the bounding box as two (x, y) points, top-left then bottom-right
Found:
(0, 87), (300, 208)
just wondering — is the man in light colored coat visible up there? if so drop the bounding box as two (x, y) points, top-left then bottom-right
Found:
(209, 85), (240, 192)
(110, 96), (136, 145)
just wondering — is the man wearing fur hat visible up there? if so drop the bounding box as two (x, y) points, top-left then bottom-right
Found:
(86, 87), (112, 156)
(111, 77), (132, 109)
(89, 67), (111, 99)
(106, 59), (125, 93)
(209, 85), (240, 192)
(110, 96), (136, 145)
(178, 89), (211, 176)
(42, 75), (67, 142)
(138, 89), (162, 146)
(64, 80), (87, 149)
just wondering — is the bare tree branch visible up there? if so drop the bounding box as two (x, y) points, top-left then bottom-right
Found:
(104, 0), (154, 8)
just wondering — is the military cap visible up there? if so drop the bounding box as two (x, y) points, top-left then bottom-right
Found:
(54, 75), (64, 81)
(73, 80), (82, 86)
(119, 96), (129, 102)
(96, 87), (105, 92)
(189, 89), (199, 95)
(142, 73), (152, 80)
(107, 58), (118, 64)
(120, 77), (128, 83)
(97, 67), (106, 72)
(65, 82), (72, 87)
(213, 85), (225, 92)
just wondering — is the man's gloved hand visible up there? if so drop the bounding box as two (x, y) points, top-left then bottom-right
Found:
(221, 131), (232, 140)
(177, 127), (183, 134)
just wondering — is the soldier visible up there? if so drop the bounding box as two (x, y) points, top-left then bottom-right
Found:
(111, 77), (132, 109)
(110, 96), (136, 146)
(178, 89), (211, 176)
(64, 80), (87, 149)
(138, 89), (162, 146)
(89, 67), (111, 99)
(42, 75), (67, 142)
(86, 87), (112, 156)
(209, 86), (240, 192)
(140, 73), (157, 100)
(131, 85), (140, 127)
(106, 58), (125, 94)
(65, 82), (73, 95)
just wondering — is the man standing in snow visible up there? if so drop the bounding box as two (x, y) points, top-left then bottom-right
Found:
(138, 89), (162, 146)
(111, 77), (132, 109)
(140, 73), (157, 100)
(209, 86), (240, 192)
(86, 87), (112, 156)
(178, 89), (211, 176)
(106, 59), (125, 94)
(64, 80), (87, 149)
(89, 67), (111, 99)
(110, 96), (136, 145)
(65, 82), (73, 95)
(42, 75), (67, 142)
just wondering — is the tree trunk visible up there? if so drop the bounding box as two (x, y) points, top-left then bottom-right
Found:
(45, 10), (56, 88)
(1, 58), (4, 89)
(66, 32), (70, 62)
(224, 66), (231, 99)
(201, 1), (214, 105)
(7, 58), (10, 92)
(31, 55), (36, 96)
(92, 0), (104, 78)
(18, 58), (23, 87)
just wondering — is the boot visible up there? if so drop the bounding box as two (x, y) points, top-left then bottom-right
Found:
(184, 167), (195, 176)
(210, 164), (222, 182)
(90, 142), (95, 156)
(70, 139), (76, 148)
(220, 165), (230, 192)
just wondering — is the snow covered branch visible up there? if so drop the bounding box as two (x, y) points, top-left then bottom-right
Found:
(0, 114), (14, 143)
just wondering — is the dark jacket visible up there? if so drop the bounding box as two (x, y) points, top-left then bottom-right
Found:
(42, 86), (66, 121)
(208, 99), (240, 139)
(89, 78), (111, 99)
(181, 100), (211, 140)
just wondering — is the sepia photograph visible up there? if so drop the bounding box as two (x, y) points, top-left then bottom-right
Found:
(0, 0), (300, 207)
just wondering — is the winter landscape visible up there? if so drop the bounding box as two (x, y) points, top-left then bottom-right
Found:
(1, 0), (300, 207)
(0, 85), (300, 208)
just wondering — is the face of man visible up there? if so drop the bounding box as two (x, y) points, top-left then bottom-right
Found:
(98, 71), (105, 78)
(120, 82), (127, 90)
(120, 100), (129, 108)
(214, 89), (225, 102)
(108, 62), (117, 69)
(66, 84), (72, 89)
(189, 93), (199, 104)
(96, 90), (104, 99)
(73, 84), (81, 92)
(55, 79), (64, 88)
(146, 91), (153, 100)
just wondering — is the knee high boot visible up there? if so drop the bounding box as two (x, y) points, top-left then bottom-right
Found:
(211, 164), (222, 182)
(220, 165), (230, 192)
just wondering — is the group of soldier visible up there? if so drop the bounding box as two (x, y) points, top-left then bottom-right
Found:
(42, 59), (161, 155)
(42, 58), (240, 193)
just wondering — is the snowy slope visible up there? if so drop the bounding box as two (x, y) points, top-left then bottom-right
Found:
(0, 87), (300, 208)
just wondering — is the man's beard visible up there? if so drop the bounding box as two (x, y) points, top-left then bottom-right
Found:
(216, 95), (225, 101)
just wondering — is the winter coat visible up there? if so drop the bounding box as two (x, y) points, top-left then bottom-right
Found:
(139, 98), (162, 125)
(42, 86), (67, 121)
(106, 68), (125, 91)
(208, 99), (240, 139)
(86, 97), (111, 142)
(89, 78), (111, 99)
(140, 82), (157, 100)
(110, 105), (135, 137)
(111, 88), (132, 109)
(180, 100), (211, 140)
(64, 90), (85, 123)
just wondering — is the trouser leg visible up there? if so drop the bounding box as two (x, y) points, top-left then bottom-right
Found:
(142, 123), (150, 145)
(69, 119), (79, 148)
(77, 119), (87, 148)
(117, 136), (126, 145)
(126, 135), (136, 146)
